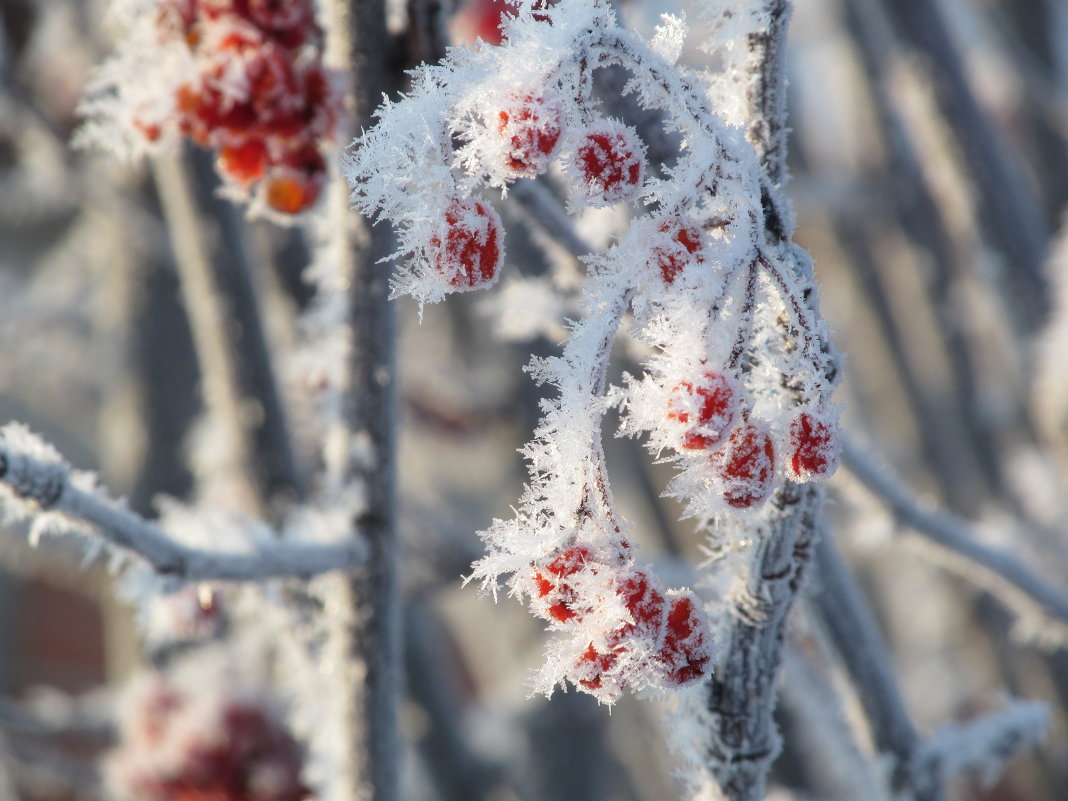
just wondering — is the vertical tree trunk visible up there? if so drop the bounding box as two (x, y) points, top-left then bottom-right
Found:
(323, 2), (401, 800)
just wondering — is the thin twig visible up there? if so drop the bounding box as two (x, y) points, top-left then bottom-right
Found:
(810, 531), (937, 800)
(0, 423), (367, 582)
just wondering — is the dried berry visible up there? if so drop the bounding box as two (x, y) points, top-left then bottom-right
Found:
(666, 371), (736, 450)
(786, 411), (839, 480)
(430, 199), (504, 290)
(652, 217), (704, 284)
(714, 422), (776, 508)
(572, 121), (645, 206)
(498, 92), (562, 178)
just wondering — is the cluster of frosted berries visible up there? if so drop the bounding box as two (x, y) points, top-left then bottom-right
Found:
(139, 0), (339, 214)
(430, 92), (645, 292)
(109, 677), (308, 801)
(663, 366), (839, 509)
(527, 537), (712, 701)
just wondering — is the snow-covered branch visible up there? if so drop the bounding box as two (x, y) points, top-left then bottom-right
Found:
(841, 435), (1068, 637)
(0, 424), (367, 582)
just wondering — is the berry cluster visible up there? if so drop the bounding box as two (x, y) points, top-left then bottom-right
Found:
(140, 0), (339, 214)
(663, 368), (839, 509)
(528, 541), (712, 701)
(110, 676), (308, 801)
(427, 90), (646, 293)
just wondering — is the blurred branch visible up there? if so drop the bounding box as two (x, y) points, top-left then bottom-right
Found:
(810, 531), (935, 800)
(915, 701), (1050, 788)
(841, 435), (1068, 636)
(879, 0), (1050, 325)
(0, 423), (367, 581)
(152, 146), (304, 516)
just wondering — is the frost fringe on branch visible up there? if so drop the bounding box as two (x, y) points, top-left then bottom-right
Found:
(0, 423), (368, 582)
(344, 0), (839, 707)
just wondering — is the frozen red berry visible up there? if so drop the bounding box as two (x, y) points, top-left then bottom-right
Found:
(617, 570), (665, 633)
(572, 121), (645, 206)
(660, 595), (712, 686)
(652, 218), (705, 284)
(786, 411), (839, 480)
(218, 138), (269, 184)
(714, 422), (776, 509)
(532, 545), (593, 622)
(666, 371), (737, 450)
(429, 199), (504, 289)
(247, 0), (317, 49)
(575, 642), (619, 691)
(497, 92), (562, 178)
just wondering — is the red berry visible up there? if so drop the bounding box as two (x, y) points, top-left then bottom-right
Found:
(617, 570), (665, 632)
(217, 138), (269, 184)
(652, 218), (704, 284)
(246, 0), (317, 48)
(660, 596), (712, 686)
(573, 122), (645, 206)
(430, 199), (503, 289)
(497, 92), (562, 178)
(575, 642), (618, 691)
(714, 423), (776, 509)
(532, 545), (593, 622)
(786, 411), (839, 480)
(666, 371), (736, 450)
(263, 159), (323, 214)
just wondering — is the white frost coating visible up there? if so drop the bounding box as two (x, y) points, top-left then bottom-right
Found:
(651, 14), (687, 65)
(346, 0), (839, 704)
(75, 0), (195, 159)
(917, 700), (1050, 788)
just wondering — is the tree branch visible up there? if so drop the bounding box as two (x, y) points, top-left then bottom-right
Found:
(841, 435), (1068, 636)
(0, 423), (367, 582)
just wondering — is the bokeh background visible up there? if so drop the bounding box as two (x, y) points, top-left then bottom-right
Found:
(1, 0), (1067, 799)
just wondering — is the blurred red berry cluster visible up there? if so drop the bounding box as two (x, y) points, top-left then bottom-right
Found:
(111, 677), (308, 801)
(142, 0), (340, 214)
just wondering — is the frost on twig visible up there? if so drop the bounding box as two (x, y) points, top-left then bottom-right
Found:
(0, 423), (367, 582)
(913, 701), (1050, 790)
(842, 435), (1068, 643)
(345, 0), (840, 708)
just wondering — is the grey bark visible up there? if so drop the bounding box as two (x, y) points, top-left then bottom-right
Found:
(324, 1), (401, 799)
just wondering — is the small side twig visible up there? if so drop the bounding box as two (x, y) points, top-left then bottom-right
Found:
(842, 435), (1068, 636)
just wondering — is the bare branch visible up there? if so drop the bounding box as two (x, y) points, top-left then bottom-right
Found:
(810, 531), (936, 800)
(841, 435), (1068, 636)
(0, 423), (367, 582)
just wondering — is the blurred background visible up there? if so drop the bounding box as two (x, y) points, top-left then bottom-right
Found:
(1, 0), (1067, 799)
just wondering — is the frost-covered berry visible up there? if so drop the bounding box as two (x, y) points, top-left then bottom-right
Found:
(786, 411), (839, 481)
(498, 92), (562, 178)
(263, 142), (325, 213)
(666, 371), (737, 451)
(570, 120), (645, 206)
(110, 676), (308, 801)
(246, 0), (318, 49)
(713, 422), (776, 509)
(430, 199), (504, 290)
(533, 545), (593, 622)
(218, 139), (269, 184)
(660, 595), (712, 686)
(652, 218), (705, 284)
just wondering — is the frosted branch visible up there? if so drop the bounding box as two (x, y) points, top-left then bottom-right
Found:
(0, 424), (367, 582)
(915, 701), (1050, 789)
(842, 436), (1068, 636)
